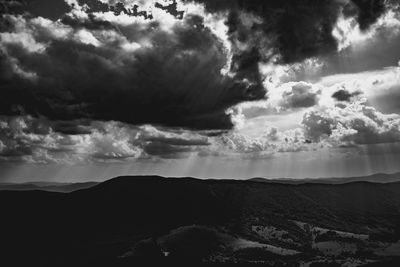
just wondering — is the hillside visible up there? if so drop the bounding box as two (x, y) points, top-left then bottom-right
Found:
(0, 181), (99, 192)
(1, 176), (400, 266)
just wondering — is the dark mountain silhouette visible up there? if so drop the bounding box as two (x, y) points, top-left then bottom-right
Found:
(1, 176), (400, 266)
(250, 172), (400, 184)
(0, 181), (99, 192)
(1, 172), (399, 194)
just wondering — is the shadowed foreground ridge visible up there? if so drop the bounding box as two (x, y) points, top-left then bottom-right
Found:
(1, 176), (400, 266)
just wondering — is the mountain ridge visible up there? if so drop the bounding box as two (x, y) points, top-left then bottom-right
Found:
(2, 171), (400, 193)
(1, 175), (400, 266)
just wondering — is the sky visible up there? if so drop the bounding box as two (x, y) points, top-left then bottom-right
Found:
(1, 0), (400, 182)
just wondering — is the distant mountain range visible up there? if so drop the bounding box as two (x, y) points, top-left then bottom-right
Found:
(0, 181), (99, 192)
(1, 172), (400, 193)
(1, 175), (400, 266)
(249, 172), (400, 184)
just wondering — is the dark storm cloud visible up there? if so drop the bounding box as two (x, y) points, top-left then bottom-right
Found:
(144, 136), (210, 147)
(351, 0), (386, 30)
(51, 120), (93, 135)
(60, 14), (116, 31)
(154, 0), (184, 19)
(0, 0), (393, 134)
(143, 141), (197, 158)
(0, 11), (259, 130)
(141, 128), (210, 158)
(184, 0), (388, 64)
(79, 0), (184, 20)
(177, 0), (392, 107)
(319, 31), (400, 77)
(332, 89), (362, 102)
(0, 0), (71, 19)
(96, 2), (153, 20)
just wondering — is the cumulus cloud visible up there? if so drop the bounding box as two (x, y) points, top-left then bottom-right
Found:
(220, 63), (400, 156)
(201, 125), (316, 160)
(302, 100), (400, 145)
(279, 82), (321, 110)
(229, 81), (322, 121)
(0, 112), (315, 163)
(0, 115), (72, 163)
(0, 116), (215, 163)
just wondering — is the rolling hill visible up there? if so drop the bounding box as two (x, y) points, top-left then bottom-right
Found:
(1, 176), (400, 266)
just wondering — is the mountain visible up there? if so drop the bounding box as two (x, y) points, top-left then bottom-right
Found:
(0, 181), (99, 192)
(2, 172), (399, 194)
(1, 176), (400, 266)
(249, 172), (400, 184)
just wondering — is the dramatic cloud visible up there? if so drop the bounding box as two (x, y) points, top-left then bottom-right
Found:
(302, 100), (400, 145)
(229, 81), (322, 121)
(1, 0), (394, 130)
(184, 0), (390, 63)
(1, 0), (400, 166)
(280, 83), (320, 110)
(0, 115), (214, 163)
(332, 89), (362, 102)
(318, 66), (400, 113)
(256, 3), (400, 84)
(0, 115), (76, 163)
(0, 0), (264, 131)
(221, 63), (400, 155)
(211, 127), (310, 157)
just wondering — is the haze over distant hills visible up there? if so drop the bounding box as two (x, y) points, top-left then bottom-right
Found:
(250, 172), (400, 184)
(0, 181), (99, 192)
(1, 175), (400, 266)
(1, 172), (399, 193)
